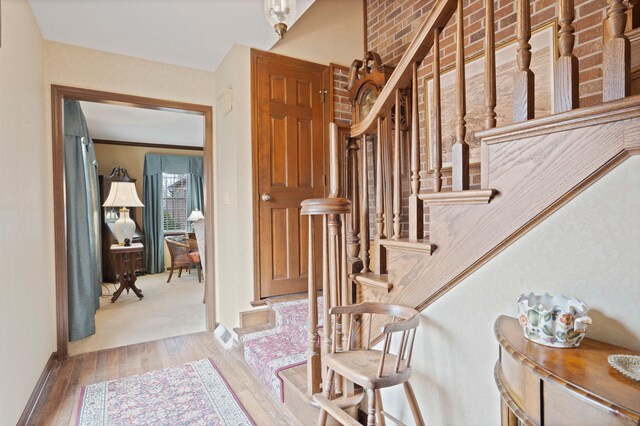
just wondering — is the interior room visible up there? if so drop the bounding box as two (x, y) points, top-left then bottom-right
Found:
(2, 0), (639, 424)
(65, 101), (207, 356)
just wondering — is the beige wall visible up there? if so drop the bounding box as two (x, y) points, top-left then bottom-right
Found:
(93, 143), (203, 270)
(379, 156), (640, 425)
(212, 44), (254, 329)
(0, 0), (53, 422)
(271, 0), (364, 66)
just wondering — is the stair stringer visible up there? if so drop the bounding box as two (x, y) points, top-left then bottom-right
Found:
(359, 96), (640, 314)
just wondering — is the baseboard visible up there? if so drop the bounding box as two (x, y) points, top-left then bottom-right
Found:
(17, 352), (58, 426)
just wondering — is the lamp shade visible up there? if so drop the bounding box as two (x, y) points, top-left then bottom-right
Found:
(264, 0), (296, 38)
(102, 182), (144, 208)
(188, 209), (205, 222)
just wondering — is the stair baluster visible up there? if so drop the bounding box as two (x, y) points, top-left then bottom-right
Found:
(360, 135), (371, 272)
(485, 0), (497, 129)
(555, 0), (580, 112)
(431, 27), (443, 193)
(603, 0), (631, 101)
(374, 117), (387, 274)
(514, 0), (535, 122)
(346, 139), (361, 265)
(306, 211), (320, 397)
(393, 89), (402, 240)
(409, 62), (424, 240)
(452, 0), (470, 191)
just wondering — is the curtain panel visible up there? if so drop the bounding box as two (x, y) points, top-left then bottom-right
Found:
(64, 100), (102, 341)
(143, 154), (204, 274)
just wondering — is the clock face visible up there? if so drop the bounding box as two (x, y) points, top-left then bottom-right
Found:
(359, 88), (377, 122)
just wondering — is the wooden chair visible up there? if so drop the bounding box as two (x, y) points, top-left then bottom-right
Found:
(314, 302), (424, 426)
(164, 236), (201, 283)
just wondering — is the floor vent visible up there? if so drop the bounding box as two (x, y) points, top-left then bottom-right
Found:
(214, 324), (234, 349)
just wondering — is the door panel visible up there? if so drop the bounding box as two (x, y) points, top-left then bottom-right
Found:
(253, 51), (327, 299)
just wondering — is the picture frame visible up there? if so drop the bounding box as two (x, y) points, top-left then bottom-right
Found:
(424, 21), (557, 172)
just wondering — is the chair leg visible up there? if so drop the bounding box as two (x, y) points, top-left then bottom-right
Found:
(403, 381), (425, 426)
(167, 267), (174, 283)
(375, 389), (386, 426)
(317, 368), (335, 426)
(178, 267), (182, 277)
(366, 388), (376, 426)
(197, 263), (202, 283)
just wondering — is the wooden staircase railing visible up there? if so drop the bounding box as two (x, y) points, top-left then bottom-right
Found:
(296, 0), (635, 419)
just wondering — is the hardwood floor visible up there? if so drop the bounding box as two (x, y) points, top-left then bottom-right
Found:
(30, 332), (301, 425)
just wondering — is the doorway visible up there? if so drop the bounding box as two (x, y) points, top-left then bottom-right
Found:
(251, 50), (329, 301)
(51, 86), (215, 360)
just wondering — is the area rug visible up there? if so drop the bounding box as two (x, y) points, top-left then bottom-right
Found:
(240, 298), (323, 402)
(76, 358), (255, 426)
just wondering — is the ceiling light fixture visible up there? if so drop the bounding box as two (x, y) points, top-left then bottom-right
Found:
(264, 0), (296, 39)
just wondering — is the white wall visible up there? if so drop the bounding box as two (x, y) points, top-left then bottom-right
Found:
(212, 44), (254, 329)
(271, 0), (364, 66)
(379, 156), (640, 425)
(0, 0), (53, 422)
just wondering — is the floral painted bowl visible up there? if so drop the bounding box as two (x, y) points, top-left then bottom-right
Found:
(517, 292), (592, 348)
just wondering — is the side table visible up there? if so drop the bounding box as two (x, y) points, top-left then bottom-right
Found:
(110, 243), (144, 303)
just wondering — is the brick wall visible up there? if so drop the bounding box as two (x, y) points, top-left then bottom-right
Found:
(364, 0), (618, 238)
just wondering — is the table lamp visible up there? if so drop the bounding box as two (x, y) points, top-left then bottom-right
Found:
(103, 182), (144, 246)
(187, 209), (204, 222)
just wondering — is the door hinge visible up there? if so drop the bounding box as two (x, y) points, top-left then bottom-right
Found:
(319, 89), (328, 103)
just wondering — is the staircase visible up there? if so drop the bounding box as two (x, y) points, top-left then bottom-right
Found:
(236, 0), (640, 423)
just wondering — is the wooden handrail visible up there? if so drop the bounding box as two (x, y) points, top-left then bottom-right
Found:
(350, 0), (457, 137)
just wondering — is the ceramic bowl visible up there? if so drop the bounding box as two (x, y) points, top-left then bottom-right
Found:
(517, 292), (592, 348)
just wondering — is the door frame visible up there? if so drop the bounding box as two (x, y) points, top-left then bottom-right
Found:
(250, 49), (330, 303)
(51, 85), (216, 360)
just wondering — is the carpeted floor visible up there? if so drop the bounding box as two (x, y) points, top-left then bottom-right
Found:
(69, 271), (205, 356)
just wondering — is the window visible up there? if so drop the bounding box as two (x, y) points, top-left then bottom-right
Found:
(162, 173), (189, 232)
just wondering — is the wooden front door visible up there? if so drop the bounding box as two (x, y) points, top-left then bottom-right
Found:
(252, 50), (328, 299)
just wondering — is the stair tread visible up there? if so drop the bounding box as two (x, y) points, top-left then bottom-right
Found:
(233, 322), (275, 337)
(379, 238), (436, 254)
(349, 272), (393, 292)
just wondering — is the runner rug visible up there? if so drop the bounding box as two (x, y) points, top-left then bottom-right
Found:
(240, 298), (323, 402)
(76, 358), (255, 426)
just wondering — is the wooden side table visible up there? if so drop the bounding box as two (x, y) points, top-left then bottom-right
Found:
(110, 243), (144, 303)
(495, 315), (640, 425)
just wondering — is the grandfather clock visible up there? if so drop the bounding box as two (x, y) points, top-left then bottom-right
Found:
(347, 51), (394, 125)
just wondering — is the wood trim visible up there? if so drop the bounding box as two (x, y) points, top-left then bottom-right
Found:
(363, 0), (368, 54)
(17, 353), (58, 426)
(379, 238), (436, 255)
(250, 49), (330, 302)
(476, 95), (640, 144)
(419, 189), (496, 205)
(51, 85), (215, 360)
(92, 138), (203, 151)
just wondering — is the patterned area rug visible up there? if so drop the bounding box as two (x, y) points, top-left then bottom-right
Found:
(76, 358), (255, 426)
(240, 298), (323, 402)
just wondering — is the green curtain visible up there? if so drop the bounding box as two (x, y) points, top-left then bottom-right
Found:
(64, 100), (102, 341)
(143, 154), (204, 274)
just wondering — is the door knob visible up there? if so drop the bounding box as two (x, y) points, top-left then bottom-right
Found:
(261, 193), (272, 201)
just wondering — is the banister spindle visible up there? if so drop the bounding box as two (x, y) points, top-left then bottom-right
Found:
(306, 215), (320, 396)
(392, 89), (401, 240)
(431, 28), (443, 193)
(360, 136), (371, 272)
(346, 139), (360, 263)
(514, 0), (535, 122)
(555, 0), (579, 112)
(409, 62), (424, 240)
(452, 0), (469, 191)
(376, 117), (386, 240)
(485, 0), (497, 129)
(603, 0), (631, 101)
